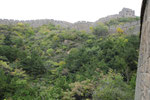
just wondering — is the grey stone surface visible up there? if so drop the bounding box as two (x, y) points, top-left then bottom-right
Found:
(119, 8), (135, 17)
(135, 0), (150, 100)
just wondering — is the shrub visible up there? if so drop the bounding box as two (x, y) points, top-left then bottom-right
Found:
(62, 80), (94, 100)
(20, 50), (46, 76)
(93, 70), (134, 100)
(117, 27), (124, 33)
(93, 23), (108, 36)
(0, 61), (35, 100)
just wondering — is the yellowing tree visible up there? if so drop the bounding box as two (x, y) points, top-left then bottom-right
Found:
(117, 27), (124, 33)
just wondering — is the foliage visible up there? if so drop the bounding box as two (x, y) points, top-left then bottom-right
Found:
(106, 17), (140, 26)
(62, 80), (94, 100)
(92, 23), (108, 36)
(64, 33), (139, 83)
(20, 50), (46, 76)
(0, 61), (36, 100)
(117, 27), (124, 33)
(93, 70), (134, 100)
(0, 22), (139, 100)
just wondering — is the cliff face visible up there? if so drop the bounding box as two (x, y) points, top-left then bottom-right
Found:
(135, 0), (150, 100)
(0, 8), (140, 35)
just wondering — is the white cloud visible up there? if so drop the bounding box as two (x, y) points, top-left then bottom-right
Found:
(0, 0), (142, 22)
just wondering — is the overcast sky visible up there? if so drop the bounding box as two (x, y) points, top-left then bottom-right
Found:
(0, 0), (142, 23)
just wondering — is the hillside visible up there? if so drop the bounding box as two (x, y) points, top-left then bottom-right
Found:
(0, 8), (140, 100)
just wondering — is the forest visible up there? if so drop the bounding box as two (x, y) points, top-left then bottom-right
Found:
(0, 17), (140, 100)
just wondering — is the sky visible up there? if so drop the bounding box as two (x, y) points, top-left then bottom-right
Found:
(0, 0), (142, 23)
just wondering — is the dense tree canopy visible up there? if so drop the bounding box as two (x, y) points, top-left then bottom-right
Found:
(0, 22), (139, 100)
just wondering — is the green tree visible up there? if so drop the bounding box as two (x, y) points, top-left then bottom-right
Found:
(93, 70), (134, 100)
(20, 50), (46, 76)
(93, 23), (108, 36)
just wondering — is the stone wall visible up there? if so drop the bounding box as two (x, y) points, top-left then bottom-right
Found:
(0, 8), (140, 35)
(0, 19), (73, 28)
(71, 21), (93, 32)
(95, 8), (136, 25)
(134, 0), (150, 100)
(108, 21), (140, 35)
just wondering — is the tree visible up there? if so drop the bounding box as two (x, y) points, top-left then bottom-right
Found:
(20, 50), (46, 76)
(117, 27), (124, 33)
(93, 70), (134, 100)
(92, 23), (108, 36)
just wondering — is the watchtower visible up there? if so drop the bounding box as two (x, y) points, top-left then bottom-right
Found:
(119, 8), (135, 17)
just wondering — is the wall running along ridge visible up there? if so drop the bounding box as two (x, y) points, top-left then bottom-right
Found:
(0, 8), (138, 33)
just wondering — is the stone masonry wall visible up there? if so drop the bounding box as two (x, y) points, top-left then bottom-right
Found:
(135, 0), (150, 100)
(0, 8), (138, 33)
(119, 8), (135, 17)
(108, 21), (140, 35)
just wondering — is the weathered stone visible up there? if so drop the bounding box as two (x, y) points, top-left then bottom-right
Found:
(147, 90), (150, 100)
(144, 73), (150, 88)
(119, 8), (135, 17)
(135, 0), (150, 100)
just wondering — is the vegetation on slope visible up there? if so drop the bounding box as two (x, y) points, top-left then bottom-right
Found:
(105, 17), (140, 26)
(0, 22), (139, 100)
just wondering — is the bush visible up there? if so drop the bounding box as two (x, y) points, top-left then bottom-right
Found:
(20, 50), (46, 76)
(93, 70), (134, 100)
(0, 61), (36, 100)
(93, 23), (108, 36)
(117, 27), (124, 33)
(62, 80), (94, 100)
